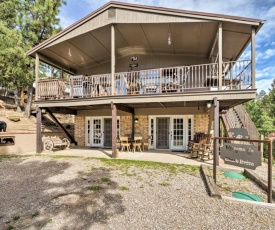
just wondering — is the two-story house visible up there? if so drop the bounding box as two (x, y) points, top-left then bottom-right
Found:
(27, 1), (264, 157)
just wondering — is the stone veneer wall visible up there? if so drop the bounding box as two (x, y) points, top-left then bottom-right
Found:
(120, 115), (149, 140)
(194, 114), (209, 134)
(74, 114), (208, 147)
(134, 115), (149, 140)
(75, 116), (85, 147)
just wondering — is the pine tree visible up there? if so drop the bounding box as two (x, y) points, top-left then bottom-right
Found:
(0, 0), (66, 114)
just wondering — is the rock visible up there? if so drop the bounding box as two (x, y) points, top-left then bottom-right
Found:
(7, 116), (20, 122)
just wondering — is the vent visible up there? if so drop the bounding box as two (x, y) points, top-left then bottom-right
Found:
(108, 8), (116, 19)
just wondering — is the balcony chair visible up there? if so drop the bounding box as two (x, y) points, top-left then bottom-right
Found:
(132, 136), (143, 153)
(205, 63), (230, 88)
(119, 136), (131, 152)
(162, 67), (189, 93)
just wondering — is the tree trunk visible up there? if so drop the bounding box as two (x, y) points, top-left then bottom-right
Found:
(14, 86), (22, 112)
(24, 84), (34, 117)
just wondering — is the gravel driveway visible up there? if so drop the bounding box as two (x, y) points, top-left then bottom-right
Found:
(0, 155), (275, 230)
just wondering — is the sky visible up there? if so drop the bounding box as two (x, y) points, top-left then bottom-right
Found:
(59, 0), (275, 93)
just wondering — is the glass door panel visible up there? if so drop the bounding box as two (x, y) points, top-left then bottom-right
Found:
(92, 118), (103, 147)
(104, 118), (112, 147)
(171, 118), (184, 150)
(156, 118), (169, 149)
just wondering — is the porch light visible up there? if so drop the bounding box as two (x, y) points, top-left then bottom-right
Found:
(68, 48), (72, 57)
(206, 102), (212, 109)
(129, 63), (138, 70)
(135, 118), (139, 123)
(168, 33), (172, 45)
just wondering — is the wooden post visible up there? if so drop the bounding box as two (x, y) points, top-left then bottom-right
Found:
(111, 24), (115, 95)
(213, 97), (219, 182)
(36, 105), (42, 153)
(35, 53), (40, 100)
(251, 26), (256, 89)
(268, 141), (273, 203)
(260, 134), (264, 161)
(111, 102), (118, 158)
(218, 22), (223, 90)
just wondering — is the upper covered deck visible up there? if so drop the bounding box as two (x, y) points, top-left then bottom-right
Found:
(27, 1), (264, 111)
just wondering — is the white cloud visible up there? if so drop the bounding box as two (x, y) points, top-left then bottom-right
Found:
(256, 49), (275, 61)
(256, 66), (275, 80)
(256, 78), (274, 93)
(59, 14), (76, 29)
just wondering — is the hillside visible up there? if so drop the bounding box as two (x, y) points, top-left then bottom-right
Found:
(0, 106), (74, 136)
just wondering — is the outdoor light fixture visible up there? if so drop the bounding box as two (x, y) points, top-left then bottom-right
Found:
(135, 118), (139, 123)
(206, 102), (212, 109)
(129, 63), (138, 70)
(168, 33), (172, 45)
(68, 48), (72, 57)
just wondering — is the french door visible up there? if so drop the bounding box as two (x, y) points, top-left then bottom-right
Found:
(86, 117), (120, 147)
(149, 116), (193, 151)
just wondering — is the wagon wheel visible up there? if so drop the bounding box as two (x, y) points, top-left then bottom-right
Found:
(61, 138), (70, 149)
(44, 140), (54, 152)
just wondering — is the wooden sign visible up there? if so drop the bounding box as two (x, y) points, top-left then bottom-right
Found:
(220, 143), (261, 170)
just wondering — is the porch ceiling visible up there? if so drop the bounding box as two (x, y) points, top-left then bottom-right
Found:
(36, 21), (254, 73)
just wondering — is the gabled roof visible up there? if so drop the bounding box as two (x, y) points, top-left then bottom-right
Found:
(26, 1), (264, 73)
(27, 1), (264, 56)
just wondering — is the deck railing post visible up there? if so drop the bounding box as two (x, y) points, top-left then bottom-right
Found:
(35, 53), (40, 100)
(111, 24), (115, 95)
(218, 22), (223, 90)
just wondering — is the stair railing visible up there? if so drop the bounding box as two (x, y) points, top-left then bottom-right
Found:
(233, 104), (260, 140)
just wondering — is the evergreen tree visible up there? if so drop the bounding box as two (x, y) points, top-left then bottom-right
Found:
(0, 0), (66, 114)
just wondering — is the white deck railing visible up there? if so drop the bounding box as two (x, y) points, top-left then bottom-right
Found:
(37, 60), (252, 99)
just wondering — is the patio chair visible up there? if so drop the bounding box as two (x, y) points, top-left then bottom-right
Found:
(197, 135), (213, 160)
(120, 136), (131, 152)
(132, 136), (142, 153)
(142, 136), (151, 151)
(189, 133), (208, 158)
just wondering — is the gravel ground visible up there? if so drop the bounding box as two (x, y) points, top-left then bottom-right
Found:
(0, 155), (275, 230)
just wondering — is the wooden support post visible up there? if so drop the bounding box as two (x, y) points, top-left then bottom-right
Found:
(268, 141), (273, 203)
(36, 105), (42, 153)
(35, 53), (40, 100)
(218, 22), (223, 90)
(111, 102), (118, 158)
(213, 97), (219, 182)
(111, 24), (115, 95)
(251, 26), (256, 89)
